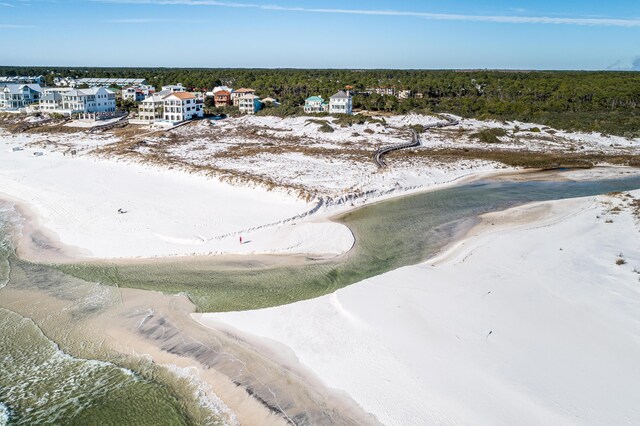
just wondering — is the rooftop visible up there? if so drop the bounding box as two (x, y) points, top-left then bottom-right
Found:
(1, 84), (42, 94)
(165, 92), (196, 100)
(330, 90), (351, 99)
(77, 77), (146, 84)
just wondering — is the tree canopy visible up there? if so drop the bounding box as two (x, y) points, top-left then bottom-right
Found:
(2, 66), (639, 137)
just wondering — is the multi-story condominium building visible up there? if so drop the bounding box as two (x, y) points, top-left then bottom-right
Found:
(213, 90), (232, 107)
(232, 88), (256, 106)
(0, 84), (42, 110)
(0, 75), (44, 85)
(60, 87), (116, 114)
(162, 92), (204, 123)
(75, 78), (147, 88)
(122, 85), (155, 102)
(329, 90), (353, 115)
(237, 94), (262, 114)
(304, 95), (328, 113)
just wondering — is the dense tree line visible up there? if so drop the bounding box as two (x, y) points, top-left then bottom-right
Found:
(2, 66), (639, 137)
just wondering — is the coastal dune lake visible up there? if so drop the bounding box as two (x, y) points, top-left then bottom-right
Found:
(1, 168), (640, 424)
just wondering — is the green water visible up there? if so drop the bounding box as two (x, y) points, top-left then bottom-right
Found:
(0, 308), (194, 426)
(0, 206), (227, 426)
(60, 171), (640, 312)
(2, 170), (640, 424)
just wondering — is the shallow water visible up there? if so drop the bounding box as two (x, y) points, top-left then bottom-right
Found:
(0, 206), (228, 426)
(1, 169), (640, 424)
(0, 308), (194, 426)
(60, 170), (640, 312)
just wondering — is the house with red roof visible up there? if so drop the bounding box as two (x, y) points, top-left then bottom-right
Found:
(162, 92), (203, 123)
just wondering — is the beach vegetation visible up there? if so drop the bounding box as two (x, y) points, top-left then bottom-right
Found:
(470, 128), (508, 143)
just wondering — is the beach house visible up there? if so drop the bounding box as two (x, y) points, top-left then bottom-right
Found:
(122, 85), (155, 102)
(237, 94), (262, 114)
(261, 97), (279, 106)
(329, 90), (353, 115)
(161, 83), (186, 93)
(162, 92), (204, 123)
(213, 90), (232, 107)
(232, 88), (256, 106)
(39, 91), (63, 113)
(0, 84), (42, 111)
(303, 96), (327, 113)
(137, 91), (168, 123)
(59, 87), (116, 114)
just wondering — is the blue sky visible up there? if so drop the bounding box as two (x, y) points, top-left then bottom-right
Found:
(1, 0), (640, 69)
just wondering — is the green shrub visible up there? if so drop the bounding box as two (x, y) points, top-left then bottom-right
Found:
(409, 124), (425, 134)
(470, 128), (508, 143)
(318, 122), (334, 133)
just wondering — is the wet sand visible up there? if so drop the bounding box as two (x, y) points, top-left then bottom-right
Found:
(1, 199), (381, 424)
(0, 257), (381, 425)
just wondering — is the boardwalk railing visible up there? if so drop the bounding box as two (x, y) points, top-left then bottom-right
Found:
(373, 115), (459, 168)
(88, 115), (130, 133)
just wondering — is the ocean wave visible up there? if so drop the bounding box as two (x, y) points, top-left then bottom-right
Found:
(164, 364), (239, 426)
(0, 403), (10, 426)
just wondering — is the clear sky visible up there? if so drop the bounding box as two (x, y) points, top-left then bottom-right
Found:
(1, 0), (640, 69)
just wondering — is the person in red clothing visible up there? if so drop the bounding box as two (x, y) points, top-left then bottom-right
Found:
(239, 236), (243, 244)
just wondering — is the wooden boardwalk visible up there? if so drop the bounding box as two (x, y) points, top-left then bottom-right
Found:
(373, 115), (459, 168)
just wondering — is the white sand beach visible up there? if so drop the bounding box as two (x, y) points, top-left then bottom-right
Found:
(0, 134), (355, 259)
(3, 121), (640, 425)
(197, 191), (640, 425)
(0, 126), (504, 260)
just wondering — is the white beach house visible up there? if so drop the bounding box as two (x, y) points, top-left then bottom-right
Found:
(329, 90), (353, 115)
(0, 84), (42, 111)
(303, 96), (327, 113)
(39, 91), (63, 113)
(59, 87), (116, 114)
(137, 90), (169, 123)
(122, 85), (155, 102)
(161, 83), (186, 93)
(162, 92), (204, 123)
(237, 93), (262, 114)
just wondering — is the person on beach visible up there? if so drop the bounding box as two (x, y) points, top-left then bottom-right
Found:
(239, 236), (243, 244)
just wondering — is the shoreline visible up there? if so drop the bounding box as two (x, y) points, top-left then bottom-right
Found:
(7, 163), (639, 266)
(0, 164), (509, 265)
(3, 162), (640, 425)
(2, 120), (639, 264)
(197, 188), (640, 425)
(3, 124), (640, 425)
